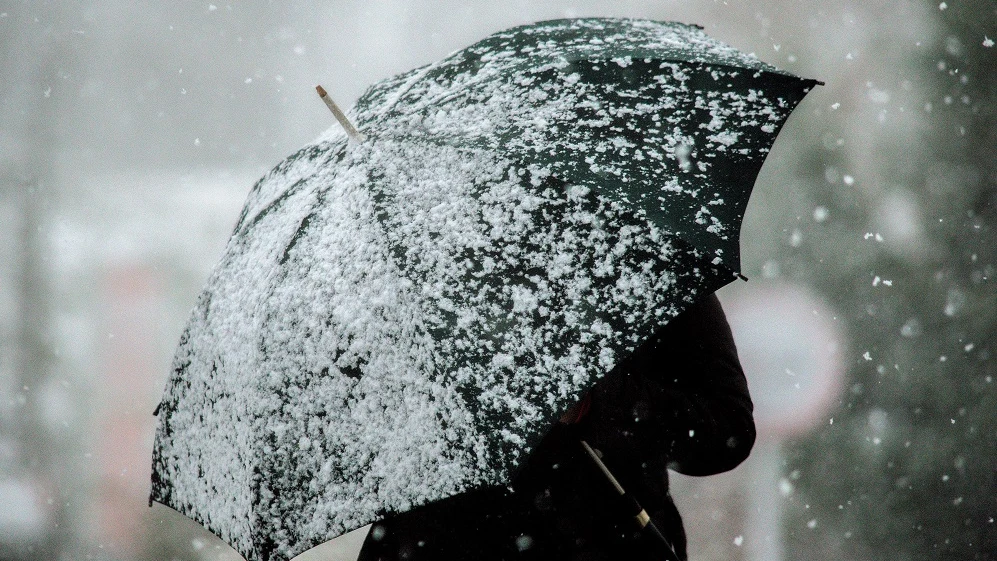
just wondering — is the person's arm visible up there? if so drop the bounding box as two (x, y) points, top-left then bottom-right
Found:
(579, 293), (755, 476)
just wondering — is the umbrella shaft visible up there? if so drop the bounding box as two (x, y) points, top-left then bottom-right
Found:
(580, 440), (625, 495)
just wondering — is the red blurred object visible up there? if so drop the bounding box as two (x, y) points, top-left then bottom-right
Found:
(98, 265), (162, 557)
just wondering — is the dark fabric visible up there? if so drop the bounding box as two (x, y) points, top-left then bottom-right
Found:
(358, 293), (753, 561)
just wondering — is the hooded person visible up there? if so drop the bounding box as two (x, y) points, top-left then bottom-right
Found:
(357, 291), (754, 561)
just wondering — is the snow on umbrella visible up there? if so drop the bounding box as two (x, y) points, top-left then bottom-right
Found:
(151, 17), (818, 561)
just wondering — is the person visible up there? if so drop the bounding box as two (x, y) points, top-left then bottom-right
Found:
(357, 292), (754, 560)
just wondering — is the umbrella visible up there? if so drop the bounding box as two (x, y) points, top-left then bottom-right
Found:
(151, 17), (818, 561)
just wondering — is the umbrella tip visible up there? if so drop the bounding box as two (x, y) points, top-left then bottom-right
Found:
(315, 83), (366, 143)
(736, 272), (749, 282)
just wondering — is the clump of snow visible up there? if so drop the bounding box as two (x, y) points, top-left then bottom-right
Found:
(151, 17), (813, 561)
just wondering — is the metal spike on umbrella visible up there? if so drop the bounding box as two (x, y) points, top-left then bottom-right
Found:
(150, 17), (819, 561)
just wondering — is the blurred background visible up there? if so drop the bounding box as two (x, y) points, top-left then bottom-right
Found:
(1, 1), (994, 560)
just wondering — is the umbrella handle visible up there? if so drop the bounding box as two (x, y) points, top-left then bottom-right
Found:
(580, 440), (682, 561)
(642, 518), (681, 561)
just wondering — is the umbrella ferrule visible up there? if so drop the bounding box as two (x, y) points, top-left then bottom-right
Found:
(316, 84), (366, 143)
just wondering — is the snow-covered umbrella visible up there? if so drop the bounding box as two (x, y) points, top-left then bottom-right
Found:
(150, 18), (818, 561)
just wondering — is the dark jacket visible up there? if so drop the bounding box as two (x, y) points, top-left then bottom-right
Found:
(358, 293), (753, 561)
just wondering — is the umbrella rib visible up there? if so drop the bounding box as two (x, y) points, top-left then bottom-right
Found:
(379, 63), (439, 116)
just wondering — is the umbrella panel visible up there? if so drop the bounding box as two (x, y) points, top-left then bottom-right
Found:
(354, 56), (815, 274)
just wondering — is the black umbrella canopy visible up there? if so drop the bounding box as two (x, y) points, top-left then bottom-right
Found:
(151, 18), (818, 561)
